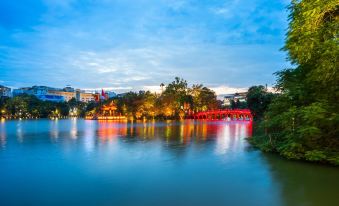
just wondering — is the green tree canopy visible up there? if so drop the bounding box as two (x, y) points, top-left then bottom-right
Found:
(251, 0), (339, 165)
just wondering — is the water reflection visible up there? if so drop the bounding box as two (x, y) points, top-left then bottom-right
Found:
(0, 119), (338, 206)
(50, 120), (59, 140)
(83, 120), (96, 153)
(0, 120), (252, 151)
(70, 118), (78, 139)
(16, 121), (23, 143)
(94, 120), (252, 156)
(97, 120), (127, 142)
(0, 119), (6, 148)
(97, 120), (252, 148)
(263, 154), (339, 206)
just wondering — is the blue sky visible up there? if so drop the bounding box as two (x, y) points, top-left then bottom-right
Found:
(0, 0), (290, 94)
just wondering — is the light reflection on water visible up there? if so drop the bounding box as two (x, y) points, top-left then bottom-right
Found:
(0, 119), (6, 148)
(0, 119), (338, 206)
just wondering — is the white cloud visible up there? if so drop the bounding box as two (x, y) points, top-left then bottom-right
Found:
(143, 85), (162, 93)
(210, 85), (248, 95)
(1, 0), (289, 92)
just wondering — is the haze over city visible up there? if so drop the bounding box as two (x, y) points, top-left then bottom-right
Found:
(1, 0), (289, 94)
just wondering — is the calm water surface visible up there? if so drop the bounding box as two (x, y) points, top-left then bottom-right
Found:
(0, 119), (338, 206)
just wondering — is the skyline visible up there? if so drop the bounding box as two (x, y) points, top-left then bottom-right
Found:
(1, 0), (290, 95)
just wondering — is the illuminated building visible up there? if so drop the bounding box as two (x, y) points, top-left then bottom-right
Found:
(49, 90), (95, 103)
(80, 92), (96, 102)
(86, 101), (126, 120)
(100, 101), (118, 117)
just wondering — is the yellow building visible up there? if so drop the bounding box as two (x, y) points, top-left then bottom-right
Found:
(50, 91), (95, 102)
(80, 93), (96, 102)
(49, 91), (76, 102)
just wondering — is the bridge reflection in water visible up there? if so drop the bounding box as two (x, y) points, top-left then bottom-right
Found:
(94, 120), (252, 148)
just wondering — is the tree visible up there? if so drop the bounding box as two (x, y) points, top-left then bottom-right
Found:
(162, 77), (190, 118)
(246, 85), (274, 120)
(97, 77), (221, 120)
(250, 0), (339, 165)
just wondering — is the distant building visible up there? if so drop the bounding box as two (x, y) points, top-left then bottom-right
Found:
(36, 94), (65, 102)
(0, 85), (11, 97)
(80, 92), (96, 102)
(93, 89), (109, 102)
(63, 86), (75, 92)
(106, 91), (117, 99)
(50, 89), (95, 103)
(223, 92), (248, 107)
(32, 86), (49, 95)
(48, 90), (76, 102)
(11, 85), (110, 103)
(234, 92), (247, 102)
(75, 89), (81, 101)
(223, 94), (235, 106)
(13, 86), (58, 97)
(13, 87), (32, 96)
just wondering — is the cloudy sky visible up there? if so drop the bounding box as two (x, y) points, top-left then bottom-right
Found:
(0, 0), (290, 94)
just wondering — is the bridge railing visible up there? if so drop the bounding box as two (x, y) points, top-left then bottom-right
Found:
(187, 109), (253, 121)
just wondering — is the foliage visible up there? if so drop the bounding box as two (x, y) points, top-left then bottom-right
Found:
(114, 91), (158, 119)
(230, 99), (247, 110)
(189, 84), (219, 112)
(0, 95), (96, 119)
(250, 0), (339, 165)
(246, 85), (275, 120)
(102, 77), (219, 120)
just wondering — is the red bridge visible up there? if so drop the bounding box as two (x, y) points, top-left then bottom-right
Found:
(188, 109), (253, 121)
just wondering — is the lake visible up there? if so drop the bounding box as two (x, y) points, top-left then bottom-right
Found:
(0, 119), (338, 206)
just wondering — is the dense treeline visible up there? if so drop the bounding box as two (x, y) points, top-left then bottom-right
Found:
(0, 94), (96, 119)
(249, 0), (339, 165)
(0, 77), (221, 120)
(100, 77), (221, 119)
(246, 85), (275, 121)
